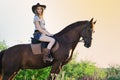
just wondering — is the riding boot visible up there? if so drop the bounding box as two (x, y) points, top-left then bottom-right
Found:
(43, 48), (53, 63)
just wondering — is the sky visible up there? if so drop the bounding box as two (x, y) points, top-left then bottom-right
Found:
(0, 0), (120, 68)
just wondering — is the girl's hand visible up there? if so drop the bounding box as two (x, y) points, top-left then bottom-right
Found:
(47, 33), (53, 36)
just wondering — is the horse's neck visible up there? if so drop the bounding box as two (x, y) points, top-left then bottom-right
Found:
(55, 27), (81, 49)
(60, 29), (81, 61)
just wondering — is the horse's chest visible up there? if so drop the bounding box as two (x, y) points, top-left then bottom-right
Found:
(68, 49), (72, 58)
(55, 48), (73, 62)
(64, 49), (73, 61)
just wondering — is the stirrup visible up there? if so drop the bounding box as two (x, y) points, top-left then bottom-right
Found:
(43, 57), (53, 63)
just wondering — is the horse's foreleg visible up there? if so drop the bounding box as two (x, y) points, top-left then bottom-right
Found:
(48, 62), (62, 80)
(2, 72), (17, 80)
(2, 66), (19, 80)
(9, 72), (18, 80)
(51, 73), (60, 80)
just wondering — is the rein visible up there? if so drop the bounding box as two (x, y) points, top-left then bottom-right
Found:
(61, 38), (84, 44)
(69, 38), (84, 43)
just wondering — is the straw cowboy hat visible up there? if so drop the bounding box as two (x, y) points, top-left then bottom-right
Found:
(32, 3), (46, 14)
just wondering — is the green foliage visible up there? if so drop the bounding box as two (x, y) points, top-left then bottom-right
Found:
(108, 77), (120, 80)
(107, 65), (120, 80)
(0, 40), (7, 51)
(57, 60), (107, 80)
(93, 68), (107, 80)
(15, 67), (51, 80)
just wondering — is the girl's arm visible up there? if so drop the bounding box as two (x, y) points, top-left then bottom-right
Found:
(35, 21), (53, 36)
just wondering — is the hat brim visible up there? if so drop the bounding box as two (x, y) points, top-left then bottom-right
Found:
(32, 3), (46, 14)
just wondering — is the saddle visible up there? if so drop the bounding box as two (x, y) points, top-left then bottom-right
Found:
(30, 36), (59, 55)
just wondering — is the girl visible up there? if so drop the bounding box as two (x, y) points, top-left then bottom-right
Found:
(32, 3), (55, 62)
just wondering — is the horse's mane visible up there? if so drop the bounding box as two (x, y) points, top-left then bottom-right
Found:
(55, 20), (89, 37)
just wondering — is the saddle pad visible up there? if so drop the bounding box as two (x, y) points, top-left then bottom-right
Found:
(30, 44), (42, 55)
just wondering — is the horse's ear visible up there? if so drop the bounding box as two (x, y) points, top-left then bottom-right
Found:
(93, 20), (97, 24)
(90, 18), (94, 23)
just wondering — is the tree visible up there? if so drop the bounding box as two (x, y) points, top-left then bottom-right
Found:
(57, 60), (107, 80)
(57, 60), (95, 80)
(0, 40), (7, 51)
(107, 65), (120, 80)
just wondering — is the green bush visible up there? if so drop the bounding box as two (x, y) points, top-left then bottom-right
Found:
(0, 40), (7, 51)
(108, 77), (120, 80)
(15, 67), (51, 80)
(57, 60), (107, 80)
(107, 65), (120, 80)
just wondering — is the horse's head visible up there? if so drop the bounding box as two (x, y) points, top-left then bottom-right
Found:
(81, 18), (96, 48)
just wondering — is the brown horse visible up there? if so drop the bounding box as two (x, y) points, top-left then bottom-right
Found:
(0, 18), (96, 80)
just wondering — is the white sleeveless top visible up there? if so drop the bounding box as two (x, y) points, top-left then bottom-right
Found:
(33, 15), (45, 30)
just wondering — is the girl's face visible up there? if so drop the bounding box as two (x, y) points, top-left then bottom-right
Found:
(36, 6), (43, 15)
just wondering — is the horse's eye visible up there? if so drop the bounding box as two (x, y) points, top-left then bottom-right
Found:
(88, 29), (92, 32)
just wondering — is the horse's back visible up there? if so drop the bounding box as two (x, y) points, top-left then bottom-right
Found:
(3, 44), (31, 58)
(3, 44), (52, 69)
(2, 44), (30, 68)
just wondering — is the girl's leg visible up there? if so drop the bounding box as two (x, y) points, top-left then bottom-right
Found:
(39, 34), (55, 62)
(39, 34), (55, 49)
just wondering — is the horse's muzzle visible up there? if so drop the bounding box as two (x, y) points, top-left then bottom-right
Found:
(84, 43), (90, 48)
(84, 38), (92, 48)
